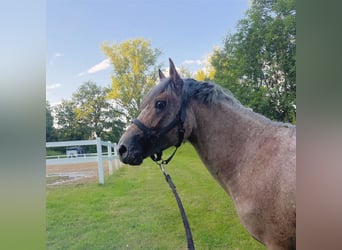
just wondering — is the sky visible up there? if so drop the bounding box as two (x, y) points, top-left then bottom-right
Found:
(47, 0), (250, 105)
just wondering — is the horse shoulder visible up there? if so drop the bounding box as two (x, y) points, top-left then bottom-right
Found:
(228, 126), (296, 247)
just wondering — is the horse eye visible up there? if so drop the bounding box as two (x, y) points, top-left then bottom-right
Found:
(155, 100), (166, 110)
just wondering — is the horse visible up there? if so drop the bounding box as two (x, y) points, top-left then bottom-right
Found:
(118, 59), (296, 250)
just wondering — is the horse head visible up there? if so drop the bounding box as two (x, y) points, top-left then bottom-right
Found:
(118, 59), (191, 165)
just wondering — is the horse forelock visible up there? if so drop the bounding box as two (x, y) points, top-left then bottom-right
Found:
(140, 78), (171, 110)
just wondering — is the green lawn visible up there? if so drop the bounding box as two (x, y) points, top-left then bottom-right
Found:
(46, 143), (265, 250)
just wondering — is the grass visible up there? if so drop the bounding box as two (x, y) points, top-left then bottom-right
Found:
(46, 149), (64, 156)
(46, 143), (265, 250)
(46, 175), (70, 185)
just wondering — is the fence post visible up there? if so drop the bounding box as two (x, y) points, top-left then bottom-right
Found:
(107, 141), (113, 175)
(96, 137), (104, 184)
(113, 143), (120, 169)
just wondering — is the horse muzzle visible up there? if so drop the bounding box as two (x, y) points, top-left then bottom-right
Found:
(118, 143), (144, 166)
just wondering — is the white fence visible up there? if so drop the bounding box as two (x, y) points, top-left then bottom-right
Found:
(46, 137), (120, 184)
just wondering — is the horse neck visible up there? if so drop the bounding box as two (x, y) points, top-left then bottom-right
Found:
(187, 100), (270, 188)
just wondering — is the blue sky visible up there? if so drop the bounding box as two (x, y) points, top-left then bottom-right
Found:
(47, 0), (250, 105)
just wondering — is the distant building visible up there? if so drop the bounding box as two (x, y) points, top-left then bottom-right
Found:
(66, 146), (86, 158)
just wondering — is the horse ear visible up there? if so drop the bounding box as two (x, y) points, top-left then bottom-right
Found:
(158, 69), (166, 79)
(169, 58), (183, 93)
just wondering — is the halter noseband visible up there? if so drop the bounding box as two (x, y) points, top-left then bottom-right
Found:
(132, 84), (189, 164)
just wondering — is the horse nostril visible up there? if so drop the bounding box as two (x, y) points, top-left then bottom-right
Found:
(118, 145), (128, 157)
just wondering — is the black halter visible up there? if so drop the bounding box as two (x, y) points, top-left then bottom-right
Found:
(132, 84), (189, 164)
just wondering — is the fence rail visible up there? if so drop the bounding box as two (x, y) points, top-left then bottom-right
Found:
(46, 138), (120, 184)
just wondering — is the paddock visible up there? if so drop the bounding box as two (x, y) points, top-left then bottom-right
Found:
(46, 162), (113, 186)
(46, 143), (265, 249)
(46, 138), (121, 185)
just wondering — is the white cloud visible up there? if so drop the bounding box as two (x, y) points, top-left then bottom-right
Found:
(88, 59), (110, 73)
(181, 54), (212, 72)
(49, 52), (64, 65)
(79, 59), (110, 76)
(46, 83), (62, 89)
(182, 54), (213, 67)
(182, 59), (204, 66)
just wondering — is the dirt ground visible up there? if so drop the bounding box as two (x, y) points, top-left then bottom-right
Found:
(46, 161), (120, 186)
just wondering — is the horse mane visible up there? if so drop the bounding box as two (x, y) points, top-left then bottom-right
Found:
(185, 79), (295, 130)
(184, 78), (242, 107)
(142, 77), (295, 131)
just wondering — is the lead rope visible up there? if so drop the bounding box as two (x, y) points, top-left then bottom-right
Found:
(156, 162), (195, 250)
(133, 84), (193, 248)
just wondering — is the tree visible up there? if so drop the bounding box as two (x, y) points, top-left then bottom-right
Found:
(72, 81), (109, 138)
(178, 66), (193, 78)
(46, 100), (56, 142)
(195, 57), (216, 81)
(102, 38), (162, 123)
(72, 81), (125, 141)
(54, 99), (88, 140)
(53, 81), (125, 142)
(100, 109), (126, 143)
(211, 0), (296, 123)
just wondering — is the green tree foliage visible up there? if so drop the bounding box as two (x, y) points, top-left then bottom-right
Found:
(72, 81), (125, 142)
(46, 100), (56, 142)
(72, 81), (110, 138)
(211, 0), (296, 123)
(53, 82), (125, 142)
(102, 38), (162, 123)
(54, 99), (87, 140)
(195, 58), (216, 81)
